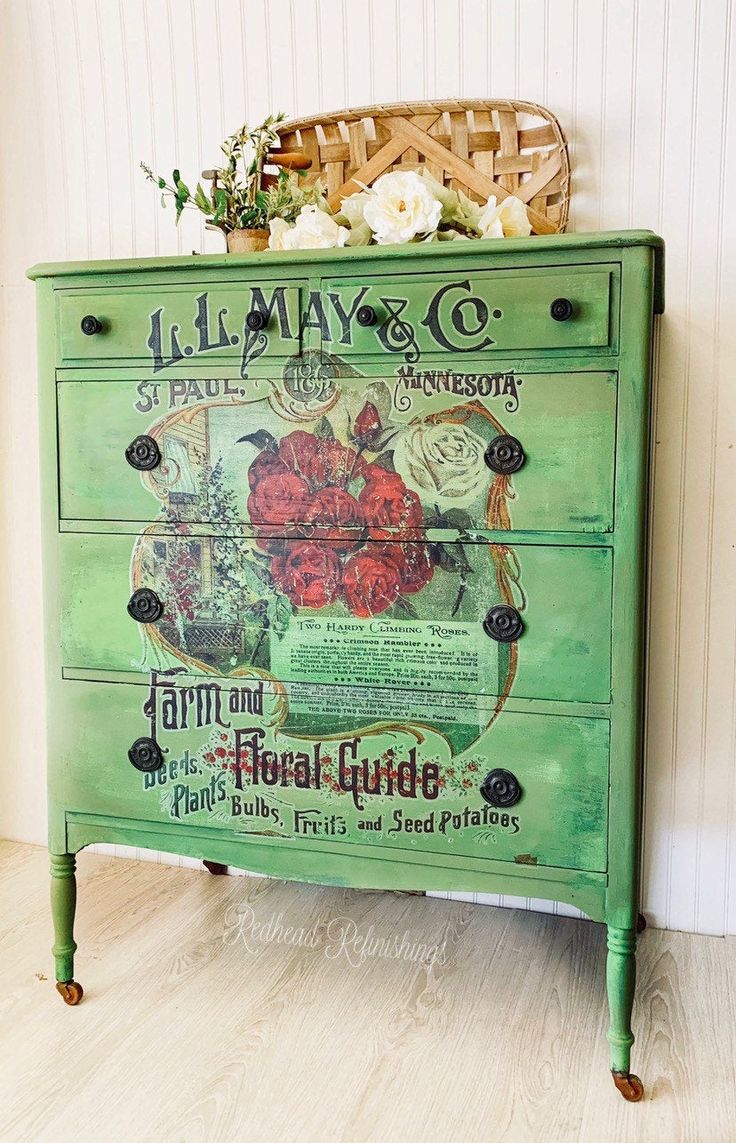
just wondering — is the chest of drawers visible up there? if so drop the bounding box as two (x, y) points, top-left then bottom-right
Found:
(30, 230), (664, 1100)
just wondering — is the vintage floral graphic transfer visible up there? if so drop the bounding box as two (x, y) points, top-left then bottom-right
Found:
(127, 353), (526, 847)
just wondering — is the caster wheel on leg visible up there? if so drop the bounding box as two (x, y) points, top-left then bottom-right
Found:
(636, 913), (647, 934)
(56, 980), (84, 1006)
(203, 860), (228, 876)
(612, 1071), (644, 1101)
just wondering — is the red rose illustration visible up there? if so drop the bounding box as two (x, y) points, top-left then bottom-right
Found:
(278, 430), (365, 489)
(251, 526), (297, 555)
(278, 430), (324, 485)
(247, 450), (289, 490)
(247, 471), (310, 525)
(271, 542), (342, 609)
(359, 472), (423, 528)
(321, 439), (366, 487)
(361, 462), (401, 485)
(354, 401), (382, 445)
(246, 423), (436, 615)
(342, 551), (402, 618)
(373, 541), (434, 594)
(304, 486), (364, 550)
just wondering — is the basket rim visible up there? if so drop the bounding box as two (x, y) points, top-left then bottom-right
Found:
(278, 98), (569, 140)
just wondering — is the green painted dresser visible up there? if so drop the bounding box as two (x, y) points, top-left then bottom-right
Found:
(29, 230), (663, 1100)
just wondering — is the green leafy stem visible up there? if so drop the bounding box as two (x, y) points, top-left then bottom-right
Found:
(141, 113), (288, 232)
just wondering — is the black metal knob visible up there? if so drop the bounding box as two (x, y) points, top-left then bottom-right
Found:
(125, 435), (161, 471)
(245, 309), (267, 331)
(484, 434), (525, 475)
(550, 297), (574, 322)
(80, 315), (103, 335)
(127, 588), (164, 624)
(483, 604), (523, 642)
(480, 768), (522, 808)
(356, 305), (378, 327)
(128, 737), (164, 772)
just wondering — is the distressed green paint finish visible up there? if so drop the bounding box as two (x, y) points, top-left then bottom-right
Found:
(50, 853), (77, 984)
(57, 370), (617, 532)
(606, 927), (638, 1072)
(54, 677), (610, 873)
(322, 266), (614, 358)
(57, 282), (305, 365)
(58, 532), (612, 704)
(31, 230), (663, 1090)
(64, 814), (607, 920)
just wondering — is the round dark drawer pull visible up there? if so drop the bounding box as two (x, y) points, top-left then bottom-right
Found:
(484, 434), (525, 475)
(127, 588), (164, 624)
(245, 309), (268, 331)
(480, 768), (522, 808)
(128, 737), (164, 773)
(483, 604), (523, 643)
(550, 297), (574, 322)
(80, 315), (103, 335)
(125, 435), (161, 471)
(356, 304), (378, 327)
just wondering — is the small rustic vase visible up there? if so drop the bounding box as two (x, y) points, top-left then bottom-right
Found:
(227, 228), (269, 253)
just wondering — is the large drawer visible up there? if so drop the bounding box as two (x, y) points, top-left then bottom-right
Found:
(320, 265), (615, 360)
(59, 532), (612, 704)
(56, 282), (304, 366)
(57, 676), (610, 873)
(57, 370), (617, 533)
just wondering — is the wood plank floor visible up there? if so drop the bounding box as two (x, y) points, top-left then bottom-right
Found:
(0, 841), (734, 1143)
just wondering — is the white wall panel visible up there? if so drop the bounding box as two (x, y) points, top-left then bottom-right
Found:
(1, 0), (734, 934)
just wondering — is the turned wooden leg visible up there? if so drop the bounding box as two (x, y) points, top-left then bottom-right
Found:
(606, 925), (642, 1100)
(50, 853), (83, 1005)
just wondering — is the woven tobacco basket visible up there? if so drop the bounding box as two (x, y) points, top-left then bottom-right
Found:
(274, 99), (570, 235)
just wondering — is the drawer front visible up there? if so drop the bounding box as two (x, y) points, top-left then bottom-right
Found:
(58, 677), (609, 873)
(58, 369), (616, 533)
(57, 283), (304, 366)
(60, 532), (612, 704)
(320, 266), (614, 360)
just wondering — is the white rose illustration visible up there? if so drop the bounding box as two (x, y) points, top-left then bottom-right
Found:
(362, 170), (442, 245)
(477, 194), (531, 239)
(268, 205), (349, 251)
(394, 422), (488, 507)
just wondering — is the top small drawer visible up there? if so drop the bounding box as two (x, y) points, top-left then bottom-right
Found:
(56, 282), (304, 367)
(320, 266), (615, 360)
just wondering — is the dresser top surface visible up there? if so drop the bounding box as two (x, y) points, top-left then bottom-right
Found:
(28, 229), (665, 313)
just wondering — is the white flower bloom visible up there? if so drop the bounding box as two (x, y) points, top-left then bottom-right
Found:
(394, 422), (488, 507)
(477, 194), (532, 239)
(268, 205), (349, 251)
(336, 192), (374, 245)
(362, 170), (442, 245)
(267, 217), (292, 250)
(338, 190), (370, 227)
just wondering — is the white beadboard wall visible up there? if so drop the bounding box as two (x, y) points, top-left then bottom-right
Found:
(1, 0), (735, 935)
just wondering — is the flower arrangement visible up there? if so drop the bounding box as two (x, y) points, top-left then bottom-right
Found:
(269, 168), (532, 251)
(142, 113), (327, 250)
(143, 115), (532, 253)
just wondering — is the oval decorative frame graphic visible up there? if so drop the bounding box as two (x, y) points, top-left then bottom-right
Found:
(129, 365), (525, 755)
